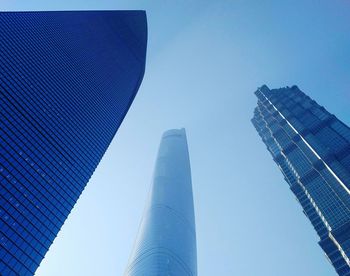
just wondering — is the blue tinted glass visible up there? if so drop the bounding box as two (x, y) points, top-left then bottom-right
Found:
(252, 85), (350, 275)
(0, 11), (147, 275)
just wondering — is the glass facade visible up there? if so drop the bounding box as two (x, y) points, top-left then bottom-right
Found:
(252, 85), (350, 275)
(0, 11), (147, 275)
(125, 129), (197, 276)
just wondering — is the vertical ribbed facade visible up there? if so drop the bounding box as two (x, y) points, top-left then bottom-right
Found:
(0, 11), (147, 275)
(252, 85), (350, 275)
(126, 128), (197, 276)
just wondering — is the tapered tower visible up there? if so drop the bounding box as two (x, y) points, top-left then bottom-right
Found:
(126, 128), (197, 276)
(252, 85), (350, 275)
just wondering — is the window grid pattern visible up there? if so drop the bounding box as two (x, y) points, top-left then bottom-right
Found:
(0, 11), (147, 275)
(252, 85), (350, 275)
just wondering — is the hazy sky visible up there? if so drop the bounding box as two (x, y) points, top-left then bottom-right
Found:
(3, 1), (350, 275)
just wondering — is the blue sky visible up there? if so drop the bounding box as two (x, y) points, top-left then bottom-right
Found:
(3, 1), (350, 275)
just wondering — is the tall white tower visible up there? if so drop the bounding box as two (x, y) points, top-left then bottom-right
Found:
(125, 128), (197, 276)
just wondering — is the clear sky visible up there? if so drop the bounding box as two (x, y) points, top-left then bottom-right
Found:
(3, 1), (350, 275)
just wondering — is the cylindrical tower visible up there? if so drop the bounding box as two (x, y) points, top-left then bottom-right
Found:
(125, 128), (197, 276)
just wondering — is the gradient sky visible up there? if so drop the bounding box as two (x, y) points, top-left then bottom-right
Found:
(3, 1), (350, 275)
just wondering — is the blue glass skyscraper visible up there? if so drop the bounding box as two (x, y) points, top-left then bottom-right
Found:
(0, 11), (147, 275)
(252, 85), (350, 275)
(125, 129), (197, 276)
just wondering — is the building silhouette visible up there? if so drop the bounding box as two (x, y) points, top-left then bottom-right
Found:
(252, 85), (350, 275)
(126, 129), (197, 276)
(0, 11), (147, 275)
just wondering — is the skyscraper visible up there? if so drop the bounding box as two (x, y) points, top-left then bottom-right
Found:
(125, 129), (197, 276)
(252, 85), (350, 275)
(0, 11), (147, 275)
